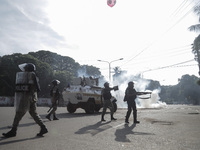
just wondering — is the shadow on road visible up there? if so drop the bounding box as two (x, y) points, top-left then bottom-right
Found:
(0, 136), (42, 146)
(75, 121), (112, 136)
(40, 111), (101, 120)
(0, 122), (37, 131)
(115, 124), (155, 142)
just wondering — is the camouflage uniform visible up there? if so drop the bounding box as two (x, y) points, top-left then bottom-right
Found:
(2, 63), (48, 138)
(46, 84), (60, 120)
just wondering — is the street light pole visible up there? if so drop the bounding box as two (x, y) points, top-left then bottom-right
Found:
(98, 58), (123, 82)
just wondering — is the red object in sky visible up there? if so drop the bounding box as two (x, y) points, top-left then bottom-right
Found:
(107, 0), (116, 7)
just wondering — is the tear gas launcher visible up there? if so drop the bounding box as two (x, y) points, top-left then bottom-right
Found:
(112, 86), (119, 91)
(137, 92), (152, 99)
(137, 92), (152, 95)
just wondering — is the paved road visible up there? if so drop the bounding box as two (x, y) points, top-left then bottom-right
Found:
(0, 105), (200, 150)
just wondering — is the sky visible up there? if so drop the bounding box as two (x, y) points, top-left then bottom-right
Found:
(0, 0), (200, 85)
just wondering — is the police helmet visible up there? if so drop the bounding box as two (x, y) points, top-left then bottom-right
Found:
(104, 82), (109, 87)
(128, 81), (134, 87)
(18, 63), (36, 72)
(52, 79), (60, 85)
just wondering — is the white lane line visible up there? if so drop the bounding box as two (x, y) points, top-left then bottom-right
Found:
(112, 123), (125, 129)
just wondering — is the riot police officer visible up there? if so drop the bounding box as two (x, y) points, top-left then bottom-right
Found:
(101, 82), (117, 121)
(46, 79), (60, 121)
(2, 63), (48, 138)
(125, 81), (140, 124)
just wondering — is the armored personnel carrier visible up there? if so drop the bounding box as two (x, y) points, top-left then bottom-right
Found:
(62, 77), (117, 114)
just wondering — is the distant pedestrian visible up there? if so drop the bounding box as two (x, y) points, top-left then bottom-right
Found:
(101, 82), (117, 121)
(46, 79), (60, 121)
(2, 63), (48, 138)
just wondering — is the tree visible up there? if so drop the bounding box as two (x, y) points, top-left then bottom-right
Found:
(53, 70), (73, 91)
(160, 85), (174, 104)
(188, 5), (200, 32)
(0, 51), (102, 97)
(177, 75), (200, 105)
(146, 80), (161, 91)
(0, 53), (54, 97)
(77, 65), (101, 78)
(188, 3), (200, 75)
(113, 66), (121, 79)
(159, 74), (200, 105)
(192, 35), (200, 75)
(29, 50), (80, 76)
(112, 67), (128, 82)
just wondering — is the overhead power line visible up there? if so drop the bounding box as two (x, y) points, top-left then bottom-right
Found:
(141, 59), (195, 73)
(125, 52), (193, 67)
(169, 0), (188, 18)
(120, 1), (199, 68)
(120, 45), (193, 67)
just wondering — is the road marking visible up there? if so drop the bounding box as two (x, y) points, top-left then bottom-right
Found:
(112, 123), (125, 129)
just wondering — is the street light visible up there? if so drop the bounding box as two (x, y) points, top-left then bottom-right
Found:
(98, 58), (123, 82)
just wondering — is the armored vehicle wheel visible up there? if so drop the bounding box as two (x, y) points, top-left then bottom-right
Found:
(85, 101), (95, 114)
(112, 102), (117, 112)
(94, 105), (101, 112)
(67, 103), (76, 113)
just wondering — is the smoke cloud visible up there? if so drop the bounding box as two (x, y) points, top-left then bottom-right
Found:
(76, 69), (166, 109)
(111, 73), (167, 109)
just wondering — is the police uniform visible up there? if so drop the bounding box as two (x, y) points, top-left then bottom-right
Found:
(125, 82), (140, 124)
(101, 82), (117, 121)
(2, 63), (48, 138)
(46, 81), (60, 121)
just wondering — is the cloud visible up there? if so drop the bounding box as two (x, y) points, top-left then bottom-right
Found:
(0, 0), (68, 56)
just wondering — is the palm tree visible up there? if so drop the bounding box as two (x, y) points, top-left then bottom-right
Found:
(188, 5), (200, 32)
(189, 4), (200, 76)
(192, 35), (200, 75)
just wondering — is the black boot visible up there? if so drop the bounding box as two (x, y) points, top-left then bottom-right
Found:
(2, 127), (17, 138)
(134, 121), (140, 124)
(101, 115), (106, 121)
(125, 115), (129, 123)
(133, 111), (140, 124)
(37, 125), (48, 137)
(53, 115), (59, 120)
(111, 117), (117, 121)
(125, 119), (129, 124)
(111, 115), (117, 121)
(46, 114), (51, 121)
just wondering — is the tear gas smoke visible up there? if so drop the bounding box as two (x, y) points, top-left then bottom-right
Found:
(138, 89), (167, 108)
(76, 68), (166, 109)
(77, 67), (88, 78)
(111, 73), (167, 109)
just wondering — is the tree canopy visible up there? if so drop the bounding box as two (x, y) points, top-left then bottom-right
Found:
(0, 50), (101, 97)
(160, 75), (200, 105)
(0, 51), (199, 105)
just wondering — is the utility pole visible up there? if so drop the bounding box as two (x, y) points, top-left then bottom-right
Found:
(98, 58), (123, 82)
